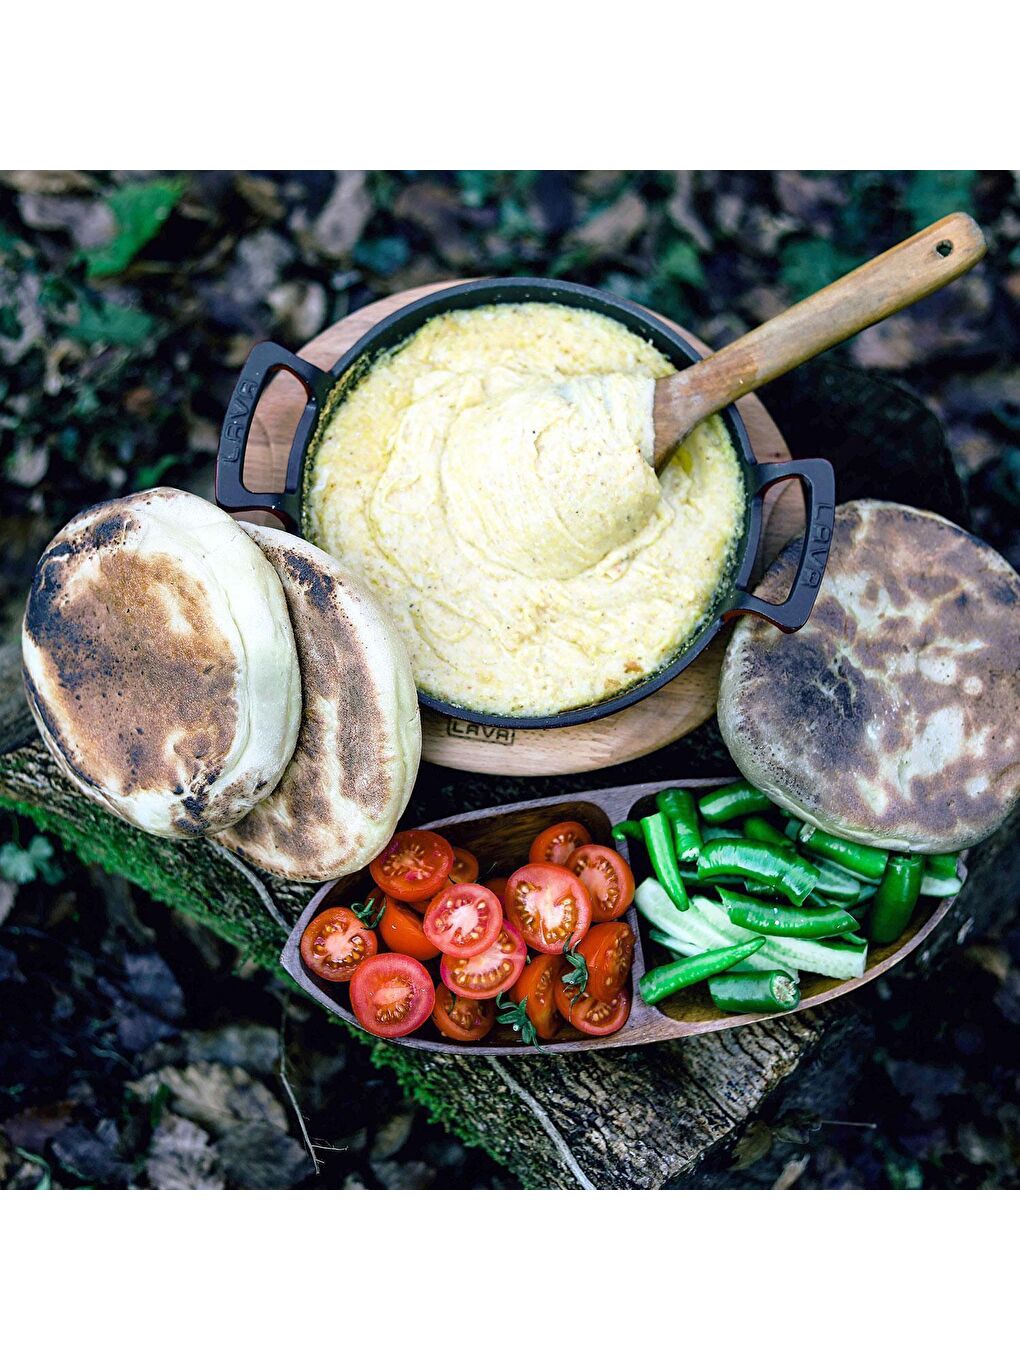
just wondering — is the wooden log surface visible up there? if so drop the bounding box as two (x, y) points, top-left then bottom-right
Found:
(1, 643), (1016, 1188)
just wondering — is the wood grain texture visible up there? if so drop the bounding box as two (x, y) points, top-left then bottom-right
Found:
(2, 652), (1016, 1188)
(282, 779), (961, 1056)
(652, 213), (987, 459)
(239, 281), (806, 776)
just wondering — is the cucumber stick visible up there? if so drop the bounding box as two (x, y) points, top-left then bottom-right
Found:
(635, 878), (866, 980)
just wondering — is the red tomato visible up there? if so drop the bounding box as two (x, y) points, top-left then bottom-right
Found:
(505, 863), (592, 954)
(567, 843), (635, 923)
(299, 907), (377, 983)
(483, 877), (509, 907)
(441, 920), (527, 1000)
(578, 921), (635, 1003)
(449, 847), (479, 885)
(369, 829), (454, 903)
(554, 977), (631, 1036)
(423, 882), (502, 958)
(529, 820), (591, 866)
(350, 954), (434, 1039)
(377, 896), (440, 961)
(431, 984), (495, 1042)
(510, 955), (563, 1041)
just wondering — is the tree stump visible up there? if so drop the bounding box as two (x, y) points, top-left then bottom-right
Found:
(3, 641), (1015, 1189)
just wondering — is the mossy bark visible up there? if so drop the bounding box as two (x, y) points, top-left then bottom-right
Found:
(3, 643), (1015, 1188)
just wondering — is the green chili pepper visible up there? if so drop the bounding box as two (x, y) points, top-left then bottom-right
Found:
(702, 825), (743, 843)
(798, 825), (889, 881)
(638, 937), (765, 1005)
(741, 816), (794, 849)
(784, 817), (804, 841)
(708, 969), (800, 1014)
(642, 810), (689, 911)
(697, 838), (820, 905)
(926, 853), (960, 877)
(656, 788), (702, 862)
(722, 890), (858, 939)
(698, 780), (774, 825)
(869, 852), (923, 944)
(838, 931), (868, 948)
(611, 819), (643, 842)
(920, 855), (963, 897)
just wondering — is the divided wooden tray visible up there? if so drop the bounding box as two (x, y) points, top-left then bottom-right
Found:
(280, 777), (962, 1055)
(239, 282), (806, 776)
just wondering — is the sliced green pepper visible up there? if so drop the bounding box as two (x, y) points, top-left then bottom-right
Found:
(656, 788), (702, 862)
(810, 859), (865, 904)
(697, 838), (820, 906)
(721, 890), (858, 939)
(869, 852), (923, 944)
(698, 780), (774, 825)
(741, 816), (794, 849)
(798, 825), (889, 881)
(920, 855), (963, 897)
(708, 969), (800, 1014)
(638, 937), (765, 1005)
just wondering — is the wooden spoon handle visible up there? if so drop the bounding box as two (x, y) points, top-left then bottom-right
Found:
(653, 212), (986, 466)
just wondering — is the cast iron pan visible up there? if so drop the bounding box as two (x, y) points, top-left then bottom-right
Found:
(216, 278), (835, 729)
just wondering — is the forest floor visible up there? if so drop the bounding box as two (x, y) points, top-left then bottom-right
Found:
(1, 171), (1017, 1189)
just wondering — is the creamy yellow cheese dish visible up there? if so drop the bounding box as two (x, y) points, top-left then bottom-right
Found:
(306, 302), (746, 717)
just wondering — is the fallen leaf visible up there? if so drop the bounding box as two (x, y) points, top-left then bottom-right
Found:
(217, 1121), (311, 1189)
(573, 191), (647, 255)
(146, 1114), (224, 1190)
(311, 171), (373, 260)
(130, 1062), (288, 1136)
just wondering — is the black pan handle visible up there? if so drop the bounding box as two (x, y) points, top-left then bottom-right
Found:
(215, 341), (333, 530)
(724, 458), (835, 632)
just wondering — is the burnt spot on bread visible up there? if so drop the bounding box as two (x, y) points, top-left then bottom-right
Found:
(722, 501), (1020, 848)
(221, 531), (401, 877)
(24, 501), (238, 826)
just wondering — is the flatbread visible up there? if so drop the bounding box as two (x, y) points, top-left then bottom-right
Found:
(718, 500), (1020, 852)
(22, 489), (301, 838)
(216, 525), (421, 881)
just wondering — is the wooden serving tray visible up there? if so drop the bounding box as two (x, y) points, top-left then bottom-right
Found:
(280, 777), (962, 1055)
(241, 282), (806, 776)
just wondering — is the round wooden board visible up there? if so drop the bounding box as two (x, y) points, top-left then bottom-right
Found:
(240, 281), (805, 775)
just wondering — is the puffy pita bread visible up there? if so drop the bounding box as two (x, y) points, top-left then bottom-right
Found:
(718, 500), (1019, 852)
(216, 525), (421, 881)
(22, 489), (301, 838)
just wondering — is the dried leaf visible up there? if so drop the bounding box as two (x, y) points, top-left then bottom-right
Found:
(146, 1115), (224, 1190)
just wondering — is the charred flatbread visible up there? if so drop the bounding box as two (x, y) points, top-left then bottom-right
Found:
(718, 500), (1019, 852)
(216, 525), (421, 881)
(22, 489), (301, 838)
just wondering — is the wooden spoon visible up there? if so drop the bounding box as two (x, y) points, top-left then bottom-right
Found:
(652, 212), (986, 468)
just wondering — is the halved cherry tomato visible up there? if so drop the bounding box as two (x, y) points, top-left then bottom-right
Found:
(300, 907), (377, 982)
(505, 863), (592, 954)
(377, 895), (440, 961)
(554, 976), (631, 1036)
(350, 953), (434, 1039)
(529, 820), (591, 867)
(449, 847), (479, 885)
(431, 984), (495, 1042)
(369, 829), (454, 903)
(423, 882), (502, 958)
(578, 921), (635, 1003)
(441, 920), (527, 1000)
(567, 843), (635, 923)
(483, 877), (509, 907)
(511, 955), (563, 1041)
